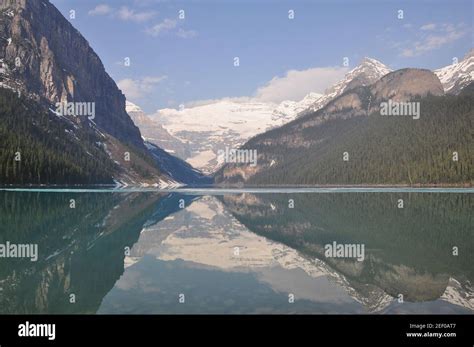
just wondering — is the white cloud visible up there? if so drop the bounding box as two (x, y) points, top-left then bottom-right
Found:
(88, 4), (113, 16)
(182, 65), (349, 108)
(399, 23), (466, 57)
(254, 66), (348, 103)
(177, 28), (198, 39)
(420, 23), (436, 31)
(146, 19), (198, 38)
(88, 5), (156, 22)
(118, 76), (167, 100)
(185, 96), (252, 108)
(146, 18), (177, 36)
(117, 6), (157, 22)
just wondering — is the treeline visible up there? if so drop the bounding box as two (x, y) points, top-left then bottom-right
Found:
(245, 90), (473, 186)
(0, 88), (115, 185)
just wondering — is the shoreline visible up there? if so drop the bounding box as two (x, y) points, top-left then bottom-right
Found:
(0, 186), (473, 194)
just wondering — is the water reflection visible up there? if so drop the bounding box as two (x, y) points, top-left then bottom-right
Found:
(0, 191), (472, 314)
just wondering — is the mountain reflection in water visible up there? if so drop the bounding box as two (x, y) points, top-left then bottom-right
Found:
(0, 190), (472, 314)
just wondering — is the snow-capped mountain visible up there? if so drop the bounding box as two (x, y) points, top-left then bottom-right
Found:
(125, 100), (142, 114)
(151, 100), (302, 174)
(126, 101), (211, 185)
(435, 49), (474, 94)
(273, 92), (323, 118)
(300, 57), (392, 116)
(147, 58), (391, 174)
(440, 277), (474, 311)
(137, 53), (474, 176)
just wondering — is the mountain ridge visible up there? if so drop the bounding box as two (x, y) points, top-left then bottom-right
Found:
(135, 53), (473, 176)
(0, 0), (144, 149)
(434, 49), (474, 94)
(148, 57), (393, 174)
(215, 70), (473, 186)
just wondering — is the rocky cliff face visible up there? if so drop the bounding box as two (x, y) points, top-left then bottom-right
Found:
(371, 68), (444, 102)
(0, 0), (143, 149)
(126, 101), (188, 158)
(0, 0), (200, 186)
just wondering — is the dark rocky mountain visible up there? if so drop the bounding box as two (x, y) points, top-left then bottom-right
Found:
(126, 101), (189, 160)
(370, 68), (444, 102)
(0, 0), (142, 148)
(0, 0), (202, 186)
(215, 69), (473, 186)
(146, 141), (212, 186)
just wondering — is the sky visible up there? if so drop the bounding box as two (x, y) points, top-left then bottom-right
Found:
(50, 0), (473, 113)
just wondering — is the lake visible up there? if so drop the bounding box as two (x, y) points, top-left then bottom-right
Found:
(0, 189), (472, 314)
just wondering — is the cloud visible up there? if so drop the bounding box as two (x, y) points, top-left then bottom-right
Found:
(420, 23), (436, 31)
(146, 19), (198, 38)
(254, 66), (348, 103)
(177, 28), (198, 39)
(181, 65), (349, 108)
(117, 6), (157, 22)
(399, 23), (466, 57)
(88, 4), (113, 16)
(118, 76), (167, 100)
(185, 96), (252, 108)
(88, 5), (156, 22)
(146, 18), (178, 36)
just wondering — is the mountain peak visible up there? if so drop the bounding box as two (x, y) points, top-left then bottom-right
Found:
(355, 57), (392, 76)
(126, 101), (143, 113)
(372, 68), (444, 102)
(297, 57), (392, 116)
(360, 57), (384, 65)
(434, 48), (474, 94)
(302, 92), (324, 100)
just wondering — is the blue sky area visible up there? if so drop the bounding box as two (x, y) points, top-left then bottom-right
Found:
(51, 0), (473, 112)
